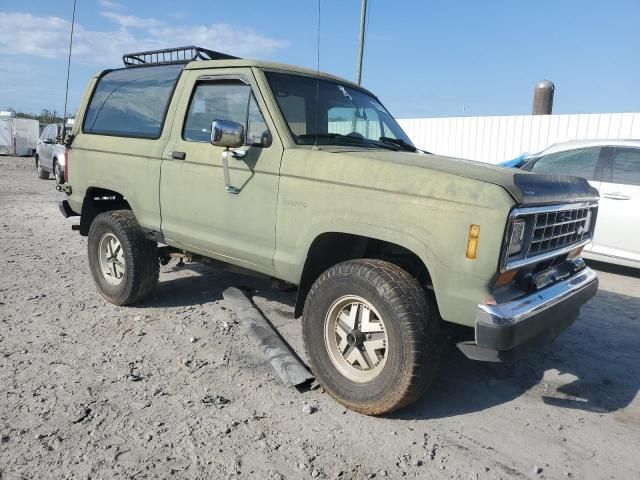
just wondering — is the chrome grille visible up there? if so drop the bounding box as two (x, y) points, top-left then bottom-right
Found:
(502, 202), (598, 272)
(528, 206), (593, 257)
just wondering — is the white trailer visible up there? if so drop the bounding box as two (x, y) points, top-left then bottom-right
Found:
(0, 116), (40, 156)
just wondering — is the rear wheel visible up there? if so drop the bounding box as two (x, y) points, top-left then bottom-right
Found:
(88, 210), (159, 305)
(36, 158), (49, 179)
(302, 259), (441, 415)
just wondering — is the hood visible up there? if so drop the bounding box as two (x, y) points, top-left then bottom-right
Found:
(326, 148), (599, 206)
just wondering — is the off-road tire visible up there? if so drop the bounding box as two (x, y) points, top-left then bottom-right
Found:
(302, 259), (441, 415)
(88, 210), (159, 305)
(36, 158), (49, 179)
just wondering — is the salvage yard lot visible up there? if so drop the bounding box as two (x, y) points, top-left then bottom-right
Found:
(1, 155), (639, 480)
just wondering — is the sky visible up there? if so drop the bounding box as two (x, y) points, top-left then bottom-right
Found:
(0, 0), (638, 119)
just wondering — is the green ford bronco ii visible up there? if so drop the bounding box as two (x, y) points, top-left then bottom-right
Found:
(57, 46), (599, 414)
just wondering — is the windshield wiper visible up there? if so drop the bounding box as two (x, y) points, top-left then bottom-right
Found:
(360, 138), (400, 151)
(297, 133), (399, 151)
(378, 136), (417, 152)
(297, 133), (354, 142)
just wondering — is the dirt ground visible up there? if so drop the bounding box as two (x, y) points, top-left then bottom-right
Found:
(1, 155), (639, 480)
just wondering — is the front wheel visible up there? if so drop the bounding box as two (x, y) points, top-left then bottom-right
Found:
(302, 259), (441, 415)
(87, 210), (159, 305)
(36, 158), (49, 179)
(53, 160), (64, 184)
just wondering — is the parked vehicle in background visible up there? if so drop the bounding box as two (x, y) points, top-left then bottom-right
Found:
(57, 46), (599, 415)
(0, 112), (39, 156)
(35, 123), (66, 183)
(498, 153), (529, 168)
(505, 140), (640, 269)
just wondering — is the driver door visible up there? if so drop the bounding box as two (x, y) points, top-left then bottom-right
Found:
(160, 68), (282, 272)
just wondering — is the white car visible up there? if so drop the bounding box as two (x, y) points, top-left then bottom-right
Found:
(35, 123), (66, 183)
(519, 140), (640, 269)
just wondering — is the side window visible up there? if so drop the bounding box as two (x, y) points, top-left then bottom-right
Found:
(530, 148), (600, 180)
(43, 125), (55, 141)
(276, 95), (306, 136)
(83, 64), (182, 138)
(607, 148), (640, 187)
(183, 81), (270, 146)
(247, 95), (271, 147)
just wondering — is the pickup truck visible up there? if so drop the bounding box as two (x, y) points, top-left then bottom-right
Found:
(57, 46), (599, 415)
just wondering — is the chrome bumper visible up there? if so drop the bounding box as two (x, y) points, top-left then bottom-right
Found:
(458, 267), (598, 362)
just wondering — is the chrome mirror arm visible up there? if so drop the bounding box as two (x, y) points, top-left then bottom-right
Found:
(221, 148), (240, 194)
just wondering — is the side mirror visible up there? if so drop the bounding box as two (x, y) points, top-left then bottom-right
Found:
(210, 120), (245, 149)
(43, 139), (54, 145)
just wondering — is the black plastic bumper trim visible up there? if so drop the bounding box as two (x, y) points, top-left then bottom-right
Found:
(457, 269), (598, 362)
(58, 200), (78, 218)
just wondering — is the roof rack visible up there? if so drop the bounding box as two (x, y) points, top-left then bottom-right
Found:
(122, 46), (239, 67)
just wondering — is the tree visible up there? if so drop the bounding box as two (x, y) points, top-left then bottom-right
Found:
(13, 109), (65, 124)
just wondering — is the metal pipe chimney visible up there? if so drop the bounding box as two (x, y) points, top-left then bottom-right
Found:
(532, 79), (554, 115)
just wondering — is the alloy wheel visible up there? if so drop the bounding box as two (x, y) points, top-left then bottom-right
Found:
(324, 295), (389, 382)
(98, 233), (126, 285)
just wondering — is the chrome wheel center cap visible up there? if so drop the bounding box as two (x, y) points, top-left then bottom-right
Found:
(346, 330), (366, 348)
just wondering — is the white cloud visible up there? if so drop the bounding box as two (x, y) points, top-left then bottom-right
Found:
(97, 0), (125, 10)
(100, 11), (164, 29)
(0, 11), (287, 67)
(0, 13), (69, 59)
(169, 11), (189, 21)
(147, 24), (288, 58)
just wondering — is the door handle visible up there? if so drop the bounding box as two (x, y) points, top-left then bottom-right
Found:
(170, 151), (186, 160)
(602, 192), (631, 200)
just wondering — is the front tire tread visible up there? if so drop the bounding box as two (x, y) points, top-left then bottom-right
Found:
(87, 210), (159, 305)
(303, 259), (441, 415)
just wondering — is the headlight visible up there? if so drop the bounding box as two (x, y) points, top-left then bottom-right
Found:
(508, 219), (526, 256)
(581, 210), (592, 235)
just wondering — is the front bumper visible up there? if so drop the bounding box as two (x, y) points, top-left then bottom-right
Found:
(458, 267), (598, 362)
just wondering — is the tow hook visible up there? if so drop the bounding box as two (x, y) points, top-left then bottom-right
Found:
(56, 184), (72, 194)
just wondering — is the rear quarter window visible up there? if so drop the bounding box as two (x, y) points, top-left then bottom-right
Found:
(83, 65), (182, 139)
(608, 148), (640, 186)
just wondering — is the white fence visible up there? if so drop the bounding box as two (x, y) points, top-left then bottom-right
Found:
(397, 113), (640, 164)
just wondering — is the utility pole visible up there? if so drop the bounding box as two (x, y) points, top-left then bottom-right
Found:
(356, 0), (367, 85)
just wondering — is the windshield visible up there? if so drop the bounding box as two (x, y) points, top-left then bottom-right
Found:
(265, 71), (414, 149)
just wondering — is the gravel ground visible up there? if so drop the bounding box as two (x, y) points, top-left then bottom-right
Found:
(1, 155), (639, 480)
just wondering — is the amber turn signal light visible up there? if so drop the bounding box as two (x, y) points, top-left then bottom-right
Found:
(466, 224), (480, 260)
(568, 245), (584, 259)
(495, 269), (519, 287)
